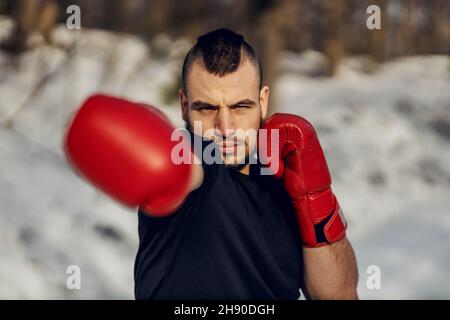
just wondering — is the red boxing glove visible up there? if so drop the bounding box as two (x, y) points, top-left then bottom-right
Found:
(64, 94), (192, 216)
(261, 113), (347, 247)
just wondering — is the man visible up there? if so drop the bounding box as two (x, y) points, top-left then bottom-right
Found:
(65, 29), (358, 300)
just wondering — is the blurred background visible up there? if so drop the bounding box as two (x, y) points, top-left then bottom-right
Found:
(0, 0), (449, 299)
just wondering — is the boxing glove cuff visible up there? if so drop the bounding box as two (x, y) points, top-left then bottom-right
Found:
(306, 197), (347, 248)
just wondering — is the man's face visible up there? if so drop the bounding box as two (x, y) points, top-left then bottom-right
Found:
(180, 58), (269, 169)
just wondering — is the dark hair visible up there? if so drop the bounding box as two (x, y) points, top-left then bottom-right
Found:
(182, 28), (262, 92)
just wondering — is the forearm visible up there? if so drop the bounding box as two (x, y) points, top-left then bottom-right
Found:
(302, 237), (358, 300)
(187, 154), (204, 192)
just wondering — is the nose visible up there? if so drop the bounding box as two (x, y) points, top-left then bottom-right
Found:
(215, 107), (235, 140)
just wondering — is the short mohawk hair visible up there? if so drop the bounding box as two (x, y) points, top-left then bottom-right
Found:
(182, 28), (262, 91)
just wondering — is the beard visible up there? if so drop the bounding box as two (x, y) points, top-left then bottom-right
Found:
(184, 117), (263, 172)
(223, 148), (252, 173)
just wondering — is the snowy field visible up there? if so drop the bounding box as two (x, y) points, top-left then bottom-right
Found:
(0, 21), (449, 299)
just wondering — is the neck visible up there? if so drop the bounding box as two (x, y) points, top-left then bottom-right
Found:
(239, 164), (250, 175)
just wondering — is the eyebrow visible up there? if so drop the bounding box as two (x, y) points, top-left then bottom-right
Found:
(190, 99), (256, 109)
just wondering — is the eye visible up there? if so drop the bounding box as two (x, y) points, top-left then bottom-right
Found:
(231, 105), (251, 109)
(231, 105), (252, 112)
(197, 106), (216, 112)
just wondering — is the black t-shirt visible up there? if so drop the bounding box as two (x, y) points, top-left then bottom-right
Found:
(134, 139), (303, 300)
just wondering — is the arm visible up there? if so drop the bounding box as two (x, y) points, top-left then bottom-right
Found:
(261, 113), (358, 299)
(188, 154), (204, 192)
(302, 237), (358, 300)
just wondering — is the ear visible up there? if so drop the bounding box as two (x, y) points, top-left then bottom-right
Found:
(259, 85), (269, 119)
(179, 88), (189, 122)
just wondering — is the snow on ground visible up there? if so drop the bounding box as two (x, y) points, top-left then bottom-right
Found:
(0, 21), (449, 299)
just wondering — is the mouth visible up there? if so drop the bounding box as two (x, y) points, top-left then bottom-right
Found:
(218, 142), (244, 154)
